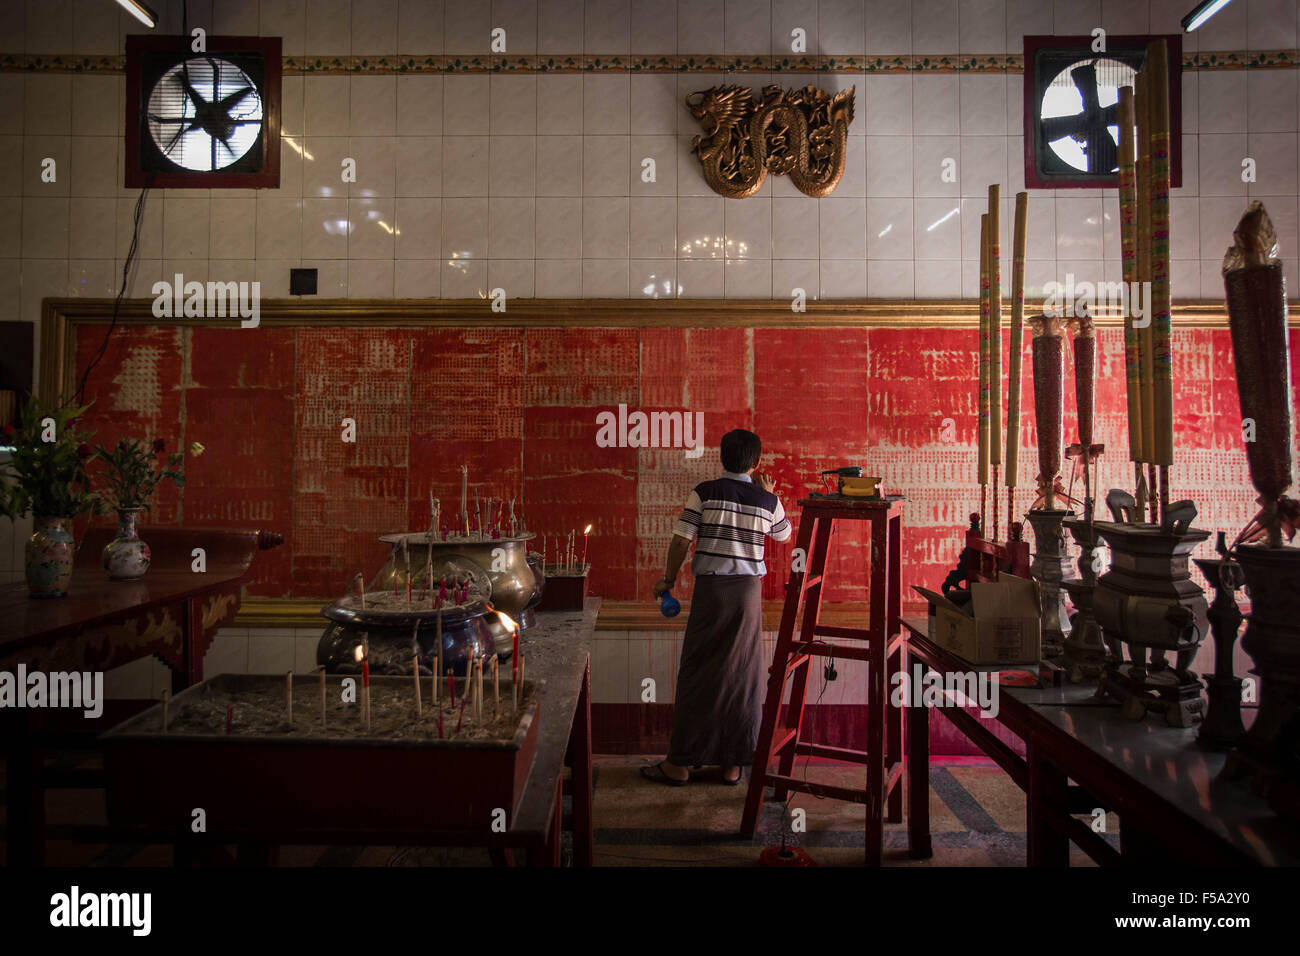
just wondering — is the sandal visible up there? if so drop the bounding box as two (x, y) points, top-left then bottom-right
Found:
(721, 766), (743, 786)
(640, 762), (689, 787)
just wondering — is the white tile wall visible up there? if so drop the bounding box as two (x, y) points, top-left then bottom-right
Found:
(0, 0), (1291, 446)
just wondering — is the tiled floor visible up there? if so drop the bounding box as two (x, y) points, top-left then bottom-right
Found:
(1, 754), (1113, 867)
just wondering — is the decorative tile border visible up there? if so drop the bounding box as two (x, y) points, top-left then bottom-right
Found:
(0, 50), (1294, 75)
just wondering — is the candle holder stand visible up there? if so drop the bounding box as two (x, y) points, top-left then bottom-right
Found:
(1192, 554), (1245, 750)
(1025, 509), (1076, 658)
(1222, 544), (1300, 818)
(536, 565), (588, 613)
(1092, 519), (1210, 727)
(1061, 517), (1108, 683)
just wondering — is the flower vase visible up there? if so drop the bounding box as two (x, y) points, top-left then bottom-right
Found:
(102, 507), (151, 580)
(25, 515), (75, 598)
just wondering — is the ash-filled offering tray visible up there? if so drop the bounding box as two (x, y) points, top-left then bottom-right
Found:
(102, 673), (543, 834)
(162, 673), (535, 742)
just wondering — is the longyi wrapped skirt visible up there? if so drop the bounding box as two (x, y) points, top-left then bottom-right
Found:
(667, 573), (765, 767)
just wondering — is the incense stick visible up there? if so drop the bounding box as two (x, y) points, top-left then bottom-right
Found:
(989, 185), (1003, 540)
(978, 213), (991, 530)
(1117, 86), (1143, 479)
(413, 652), (422, 717)
(491, 654), (499, 715)
(1147, 39), (1175, 526)
(1135, 71), (1156, 505)
(1006, 191), (1028, 530)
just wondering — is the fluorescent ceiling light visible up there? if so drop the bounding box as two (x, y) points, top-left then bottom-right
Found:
(115, 0), (158, 28)
(1180, 0), (1234, 32)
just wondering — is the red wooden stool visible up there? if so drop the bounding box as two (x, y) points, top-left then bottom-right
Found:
(740, 496), (905, 866)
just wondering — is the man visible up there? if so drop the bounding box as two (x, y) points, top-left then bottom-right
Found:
(643, 428), (791, 786)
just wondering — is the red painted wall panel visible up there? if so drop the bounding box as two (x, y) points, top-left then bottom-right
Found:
(76, 325), (186, 527)
(184, 327), (296, 594)
(72, 322), (1299, 604)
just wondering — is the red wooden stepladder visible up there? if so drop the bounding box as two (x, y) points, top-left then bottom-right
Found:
(740, 496), (905, 866)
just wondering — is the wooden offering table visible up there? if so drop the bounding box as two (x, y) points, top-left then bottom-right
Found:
(100, 598), (598, 868)
(1, 526), (281, 867)
(0, 526), (281, 688)
(902, 617), (1300, 866)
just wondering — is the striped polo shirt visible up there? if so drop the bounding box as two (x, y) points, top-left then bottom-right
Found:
(673, 471), (792, 576)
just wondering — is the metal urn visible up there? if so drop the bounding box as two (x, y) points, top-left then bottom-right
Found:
(1092, 519), (1210, 727)
(1025, 509), (1076, 658)
(1061, 516), (1108, 682)
(1223, 543), (1300, 819)
(317, 553), (495, 677)
(378, 532), (544, 629)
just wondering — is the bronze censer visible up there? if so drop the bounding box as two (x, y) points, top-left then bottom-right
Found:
(1092, 493), (1209, 727)
(379, 531), (544, 632)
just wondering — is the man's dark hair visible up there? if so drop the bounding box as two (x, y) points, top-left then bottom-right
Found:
(720, 429), (762, 473)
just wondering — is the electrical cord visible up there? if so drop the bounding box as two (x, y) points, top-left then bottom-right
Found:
(74, 175), (153, 407)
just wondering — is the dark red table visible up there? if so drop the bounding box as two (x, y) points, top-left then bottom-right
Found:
(1, 526), (280, 866)
(902, 616), (1299, 866)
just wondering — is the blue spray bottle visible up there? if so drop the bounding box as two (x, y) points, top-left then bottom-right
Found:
(660, 589), (681, 618)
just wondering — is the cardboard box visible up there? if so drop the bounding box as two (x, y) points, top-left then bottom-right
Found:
(913, 574), (1042, 666)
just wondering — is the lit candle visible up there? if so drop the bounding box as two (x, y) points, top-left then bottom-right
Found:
(286, 670), (293, 725)
(581, 523), (592, 571)
(356, 639), (371, 733)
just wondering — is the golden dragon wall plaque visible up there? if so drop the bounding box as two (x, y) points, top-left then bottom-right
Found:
(686, 84), (856, 199)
